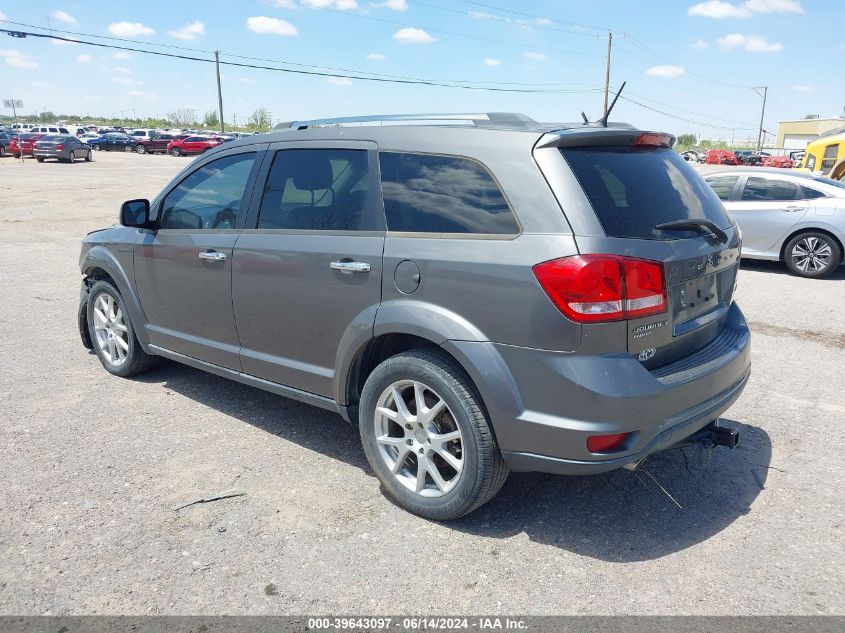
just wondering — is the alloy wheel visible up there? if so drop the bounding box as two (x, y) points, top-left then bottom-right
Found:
(791, 236), (833, 273)
(92, 292), (129, 367)
(373, 380), (464, 497)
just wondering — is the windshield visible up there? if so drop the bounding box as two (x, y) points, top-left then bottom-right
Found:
(561, 146), (732, 240)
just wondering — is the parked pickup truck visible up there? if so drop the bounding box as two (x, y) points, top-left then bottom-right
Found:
(135, 133), (188, 155)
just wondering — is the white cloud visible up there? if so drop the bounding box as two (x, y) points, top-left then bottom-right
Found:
(0, 50), (39, 69)
(717, 33), (782, 51)
(267, 0), (296, 6)
(114, 52), (134, 60)
(51, 10), (77, 25)
(31, 81), (54, 88)
(692, 39), (709, 49)
(76, 54), (93, 63)
(645, 65), (686, 77)
(484, 57), (501, 66)
(522, 51), (547, 61)
(744, 34), (783, 51)
(0, 11), (6, 21)
(326, 76), (353, 86)
(371, 0), (408, 9)
(791, 85), (813, 92)
(169, 21), (205, 41)
(112, 66), (132, 74)
(112, 77), (143, 85)
(108, 22), (156, 37)
(689, 1), (751, 18)
(744, 0), (803, 14)
(688, 0), (803, 19)
(302, 0), (359, 9)
(367, 53), (386, 60)
(393, 27), (436, 44)
(246, 16), (299, 35)
(128, 90), (158, 99)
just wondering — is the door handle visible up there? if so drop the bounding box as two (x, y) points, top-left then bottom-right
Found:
(330, 260), (371, 273)
(784, 206), (804, 212)
(198, 250), (227, 261)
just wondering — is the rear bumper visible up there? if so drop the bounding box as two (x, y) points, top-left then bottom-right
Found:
(454, 302), (751, 475)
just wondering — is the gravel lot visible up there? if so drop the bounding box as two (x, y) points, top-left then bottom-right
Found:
(1, 152), (843, 616)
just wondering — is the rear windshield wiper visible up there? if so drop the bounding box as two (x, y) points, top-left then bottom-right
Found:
(655, 219), (728, 244)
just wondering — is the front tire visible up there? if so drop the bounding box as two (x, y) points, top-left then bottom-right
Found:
(784, 232), (842, 278)
(170, 147), (181, 157)
(136, 144), (146, 154)
(87, 280), (159, 377)
(93, 144), (101, 151)
(359, 350), (508, 520)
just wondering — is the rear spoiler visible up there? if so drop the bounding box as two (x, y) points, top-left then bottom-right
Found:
(536, 129), (676, 150)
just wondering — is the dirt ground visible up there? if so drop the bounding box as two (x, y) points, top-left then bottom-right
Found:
(0, 151), (842, 615)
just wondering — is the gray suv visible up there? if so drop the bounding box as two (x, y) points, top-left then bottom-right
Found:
(78, 113), (751, 520)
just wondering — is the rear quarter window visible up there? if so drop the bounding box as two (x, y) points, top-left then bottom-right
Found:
(561, 146), (731, 240)
(379, 152), (519, 235)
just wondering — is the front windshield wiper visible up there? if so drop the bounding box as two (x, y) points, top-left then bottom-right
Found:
(655, 219), (728, 244)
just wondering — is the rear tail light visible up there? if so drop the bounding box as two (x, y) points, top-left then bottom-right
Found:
(587, 433), (630, 453)
(533, 255), (666, 323)
(56, 144), (64, 150)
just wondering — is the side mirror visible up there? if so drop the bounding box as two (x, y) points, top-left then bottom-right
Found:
(120, 199), (152, 228)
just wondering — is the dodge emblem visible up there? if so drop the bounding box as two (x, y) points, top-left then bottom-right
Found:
(638, 348), (657, 361)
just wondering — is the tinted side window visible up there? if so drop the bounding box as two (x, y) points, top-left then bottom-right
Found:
(801, 186), (827, 200)
(740, 177), (798, 202)
(160, 153), (256, 230)
(379, 152), (518, 235)
(706, 175), (740, 201)
(257, 149), (374, 231)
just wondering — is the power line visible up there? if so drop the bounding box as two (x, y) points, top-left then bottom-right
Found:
(619, 95), (757, 131)
(0, 27), (605, 94)
(452, 0), (608, 33)
(1, 19), (597, 87)
(303, 5), (605, 58)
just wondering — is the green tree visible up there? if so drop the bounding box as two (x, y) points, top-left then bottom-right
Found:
(167, 108), (197, 128)
(203, 110), (220, 129)
(676, 133), (697, 148)
(247, 108), (272, 131)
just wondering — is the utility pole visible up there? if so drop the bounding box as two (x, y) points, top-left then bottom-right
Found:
(754, 86), (768, 152)
(603, 31), (613, 116)
(215, 50), (225, 135)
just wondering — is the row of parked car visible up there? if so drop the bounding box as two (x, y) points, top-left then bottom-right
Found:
(0, 125), (261, 162)
(681, 148), (799, 168)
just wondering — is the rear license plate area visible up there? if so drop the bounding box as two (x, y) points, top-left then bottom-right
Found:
(672, 273), (719, 330)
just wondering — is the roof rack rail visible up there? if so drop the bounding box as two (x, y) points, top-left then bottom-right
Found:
(278, 112), (537, 130)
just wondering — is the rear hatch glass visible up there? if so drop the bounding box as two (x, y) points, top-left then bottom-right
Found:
(560, 146), (732, 240)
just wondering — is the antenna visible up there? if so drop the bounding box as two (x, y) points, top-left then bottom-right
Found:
(598, 81), (626, 128)
(580, 112), (589, 124)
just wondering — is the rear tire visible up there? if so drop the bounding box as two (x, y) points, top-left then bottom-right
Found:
(85, 150), (92, 162)
(359, 349), (508, 520)
(784, 231), (842, 278)
(93, 144), (101, 151)
(0, 145), (5, 157)
(36, 157), (44, 163)
(87, 280), (160, 377)
(124, 145), (133, 152)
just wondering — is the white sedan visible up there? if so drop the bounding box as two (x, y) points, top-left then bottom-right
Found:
(79, 133), (102, 144)
(703, 169), (845, 278)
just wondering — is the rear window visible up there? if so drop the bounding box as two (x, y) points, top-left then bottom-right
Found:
(41, 135), (63, 142)
(560, 146), (731, 240)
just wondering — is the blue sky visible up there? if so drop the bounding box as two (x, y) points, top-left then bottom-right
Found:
(0, 0), (842, 139)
